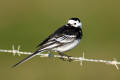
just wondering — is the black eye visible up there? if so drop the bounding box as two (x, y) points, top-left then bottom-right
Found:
(74, 23), (76, 25)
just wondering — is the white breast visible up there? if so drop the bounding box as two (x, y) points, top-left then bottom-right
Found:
(53, 40), (80, 52)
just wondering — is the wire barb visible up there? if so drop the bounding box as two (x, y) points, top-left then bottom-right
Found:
(80, 52), (85, 66)
(111, 59), (119, 70)
(12, 45), (16, 56)
(17, 45), (21, 56)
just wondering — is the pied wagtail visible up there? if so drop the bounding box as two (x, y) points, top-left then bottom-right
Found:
(13, 17), (83, 67)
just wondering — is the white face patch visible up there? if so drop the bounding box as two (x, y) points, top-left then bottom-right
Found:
(68, 20), (82, 28)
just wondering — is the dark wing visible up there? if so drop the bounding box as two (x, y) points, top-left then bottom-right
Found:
(36, 34), (55, 48)
(36, 25), (77, 48)
(36, 25), (65, 47)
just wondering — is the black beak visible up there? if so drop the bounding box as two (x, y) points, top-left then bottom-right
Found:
(67, 23), (71, 26)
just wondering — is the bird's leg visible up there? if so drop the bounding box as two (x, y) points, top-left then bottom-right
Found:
(48, 51), (54, 57)
(58, 53), (66, 61)
(58, 53), (72, 62)
(66, 55), (73, 62)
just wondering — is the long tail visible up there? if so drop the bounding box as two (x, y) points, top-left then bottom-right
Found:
(12, 50), (44, 68)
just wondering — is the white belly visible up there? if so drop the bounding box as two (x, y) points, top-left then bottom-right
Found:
(53, 40), (80, 52)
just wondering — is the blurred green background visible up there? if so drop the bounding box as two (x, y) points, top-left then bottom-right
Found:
(0, 0), (120, 80)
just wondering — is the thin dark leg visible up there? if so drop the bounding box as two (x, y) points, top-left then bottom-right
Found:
(58, 52), (72, 62)
(58, 53), (66, 61)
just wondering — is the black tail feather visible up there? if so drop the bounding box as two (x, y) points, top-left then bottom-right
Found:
(12, 50), (43, 68)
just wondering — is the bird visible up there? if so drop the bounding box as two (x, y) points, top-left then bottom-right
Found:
(12, 17), (83, 68)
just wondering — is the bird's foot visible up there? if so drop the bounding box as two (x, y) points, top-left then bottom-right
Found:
(48, 53), (54, 57)
(59, 56), (66, 61)
(67, 56), (73, 62)
(58, 53), (73, 62)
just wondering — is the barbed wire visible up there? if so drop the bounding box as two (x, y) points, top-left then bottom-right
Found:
(0, 45), (120, 69)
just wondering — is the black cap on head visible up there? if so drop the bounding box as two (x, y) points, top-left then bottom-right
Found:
(69, 18), (80, 22)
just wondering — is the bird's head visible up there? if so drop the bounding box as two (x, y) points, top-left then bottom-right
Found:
(67, 18), (82, 28)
